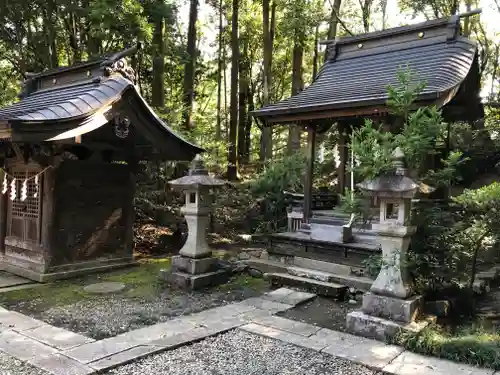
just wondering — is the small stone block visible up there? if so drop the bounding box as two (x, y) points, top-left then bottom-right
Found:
(239, 323), (326, 351)
(171, 255), (217, 275)
(252, 315), (320, 337)
(0, 330), (58, 361)
(240, 297), (293, 313)
(22, 324), (95, 350)
(30, 353), (95, 375)
(383, 350), (496, 375)
(362, 293), (422, 323)
(169, 269), (228, 290)
(89, 345), (163, 371)
(0, 311), (45, 332)
(346, 310), (431, 342)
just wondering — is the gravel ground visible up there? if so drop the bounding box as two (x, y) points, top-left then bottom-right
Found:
(0, 352), (49, 375)
(105, 330), (380, 375)
(35, 285), (267, 340)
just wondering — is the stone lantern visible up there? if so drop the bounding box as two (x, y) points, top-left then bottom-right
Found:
(166, 155), (227, 290)
(346, 147), (434, 340)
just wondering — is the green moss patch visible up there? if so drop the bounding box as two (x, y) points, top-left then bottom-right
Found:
(393, 322), (500, 370)
(0, 257), (172, 311)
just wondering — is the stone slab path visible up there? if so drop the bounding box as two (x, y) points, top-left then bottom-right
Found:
(0, 288), (497, 375)
(0, 271), (32, 289)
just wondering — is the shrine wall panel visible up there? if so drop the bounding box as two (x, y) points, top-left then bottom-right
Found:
(50, 160), (134, 268)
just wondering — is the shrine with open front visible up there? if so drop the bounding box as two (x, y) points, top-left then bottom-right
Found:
(249, 12), (484, 293)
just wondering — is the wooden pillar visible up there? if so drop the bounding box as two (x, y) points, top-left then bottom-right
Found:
(337, 123), (348, 196)
(0, 192), (7, 255)
(303, 125), (316, 223)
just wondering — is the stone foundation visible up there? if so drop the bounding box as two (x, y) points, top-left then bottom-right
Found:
(346, 310), (433, 342)
(347, 292), (431, 341)
(168, 255), (228, 290)
(362, 293), (422, 323)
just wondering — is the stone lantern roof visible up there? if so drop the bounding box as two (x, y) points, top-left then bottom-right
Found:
(169, 155), (227, 189)
(356, 147), (434, 198)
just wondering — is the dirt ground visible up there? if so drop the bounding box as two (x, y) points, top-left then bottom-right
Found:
(278, 295), (361, 332)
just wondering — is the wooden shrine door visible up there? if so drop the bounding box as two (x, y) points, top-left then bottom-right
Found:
(6, 166), (42, 244)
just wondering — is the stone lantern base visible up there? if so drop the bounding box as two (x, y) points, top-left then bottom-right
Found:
(346, 292), (434, 341)
(166, 255), (229, 290)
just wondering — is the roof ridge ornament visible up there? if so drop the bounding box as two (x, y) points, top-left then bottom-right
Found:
(103, 58), (136, 84)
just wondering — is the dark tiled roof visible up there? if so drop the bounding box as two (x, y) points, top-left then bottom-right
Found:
(0, 74), (203, 159)
(253, 16), (477, 121)
(0, 76), (128, 121)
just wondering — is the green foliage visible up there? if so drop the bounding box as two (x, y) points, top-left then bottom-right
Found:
(392, 323), (500, 370)
(386, 68), (426, 119)
(362, 254), (383, 278)
(351, 119), (394, 180)
(250, 152), (306, 232)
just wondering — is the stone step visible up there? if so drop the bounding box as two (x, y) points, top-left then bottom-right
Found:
(244, 259), (288, 274)
(266, 273), (348, 298)
(286, 266), (373, 291)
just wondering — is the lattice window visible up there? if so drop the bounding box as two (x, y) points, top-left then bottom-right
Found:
(7, 168), (41, 243)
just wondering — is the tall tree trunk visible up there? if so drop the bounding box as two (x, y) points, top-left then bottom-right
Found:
(312, 25), (319, 79)
(182, 0), (199, 131)
(42, 2), (58, 68)
(380, 0), (387, 30)
(491, 45), (499, 99)
(360, 0), (373, 32)
(243, 81), (254, 164)
(216, 0), (224, 141)
(463, 0), (473, 37)
(328, 0), (342, 39)
(287, 5), (304, 154)
(227, 0), (239, 180)
(152, 3), (165, 108)
(238, 36), (249, 165)
(260, 0), (275, 163)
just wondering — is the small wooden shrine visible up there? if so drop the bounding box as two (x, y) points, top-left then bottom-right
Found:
(0, 46), (202, 281)
(250, 13), (484, 290)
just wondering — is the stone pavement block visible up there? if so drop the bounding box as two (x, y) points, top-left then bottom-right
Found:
(63, 337), (137, 364)
(261, 288), (295, 303)
(239, 323), (326, 351)
(310, 328), (367, 347)
(280, 291), (317, 306)
(237, 308), (275, 322)
(0, 330), (58, 361)
(116, 318), (196, 345)
(240, 297), (293, 313)
(195, 315), (247, 332)
(383, 351), (495, 375)
(150, 327), (215, 348)
(89, 345), (163, 371)
(22, 324), (95, 350)
(252, 315), (321, 337)
(324, 338), (404, 370)
(184, 303), (257, 325)
(29, 353), (95, 375)
(0, 310), (45, 332)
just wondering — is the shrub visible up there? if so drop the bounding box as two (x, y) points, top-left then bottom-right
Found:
(392, 323), (500, 370)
